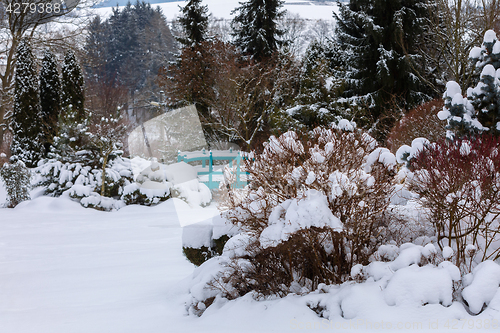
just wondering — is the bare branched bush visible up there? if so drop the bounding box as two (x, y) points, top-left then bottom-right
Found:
(214, 126), (396, 297)
(409, 135), (500, 273)
(387, 99), (446, 153)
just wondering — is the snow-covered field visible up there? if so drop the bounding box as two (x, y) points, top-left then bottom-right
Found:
(92, 0), (339, 21)
(1, 181), (500, 332)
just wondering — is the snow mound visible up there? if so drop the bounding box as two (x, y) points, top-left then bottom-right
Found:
(462, 260), (500, 314)
(384, 264), (454, 307)
(164, 162), (198, 185)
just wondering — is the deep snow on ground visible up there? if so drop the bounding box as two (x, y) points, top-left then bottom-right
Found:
(92, 0), (339, 21)
(1, 184), (500, 332)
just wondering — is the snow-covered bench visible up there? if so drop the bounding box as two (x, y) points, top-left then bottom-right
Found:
(177, 148), (249, 189)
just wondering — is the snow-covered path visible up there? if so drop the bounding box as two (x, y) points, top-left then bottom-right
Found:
(0, 197), (197, 333)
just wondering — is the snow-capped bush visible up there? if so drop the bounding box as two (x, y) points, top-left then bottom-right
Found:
(186, 240), (500, 316)
(395, 137), (430, 166)
(35, 155), (171, 210)
(121, 159), (171, 206)
(0, 157), (31, 208)
(197, 123), (397, 302)
(408, 134), (500, 273)
(35, 154), (133, 198)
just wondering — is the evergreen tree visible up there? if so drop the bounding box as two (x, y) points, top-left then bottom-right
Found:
(56, 50), (89, 161)
(177, 0), (210, 47)
(39, 49), (61, 155)
(469, 30), (500, 132)
(441, 29), (500, 137)
(231, 0), (286, 60)
(0, 157), (31, 208)
(61, 50), (85, 123)
(84, 1), (175, 93)
(334, 0), (434, 125)
(10, 38), (44, 167)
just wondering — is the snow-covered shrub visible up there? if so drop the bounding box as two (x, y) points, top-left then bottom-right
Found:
(395, 137), (430, 167)
(387, 99), (446, 153)
(121, 159), (171, 206)
(189, 239), (499, 316)
(0, 157), (31, 207)
(170, 180), (211, 207)
(121, 182), (171, 206)
(35, 154), (133, 196)
(205, 125), (397, 299)
(409, 134), (500, 273)
(34, 154), (156, 210)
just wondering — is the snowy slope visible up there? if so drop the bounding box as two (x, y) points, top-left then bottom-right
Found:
(92, 0), (339, 21)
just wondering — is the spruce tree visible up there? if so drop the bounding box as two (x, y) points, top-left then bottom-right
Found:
(334, 0), (434, 124)
(61, 50), (85, 123)
(55, 50), (89, 162)
(10, 38), (44, 167)
(231, 0), (285, 60)
(469, 30), (500, 132)
(178, 0), (209, 47)
(441, 29), (500, 137)
(39, 49), (61, 155)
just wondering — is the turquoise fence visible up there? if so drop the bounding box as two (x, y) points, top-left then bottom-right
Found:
(177, 148), (249, 189)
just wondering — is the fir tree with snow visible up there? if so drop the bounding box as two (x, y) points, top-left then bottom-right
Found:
(177, 0), (210, 47)
(61, 50), (85, 123)
(53, 50), (89, 161)
(0, 157), (31, 208)
(334, 0), (434, 136)
(440, 30), (500, 137)
(470, 64), (500, 131)
(10, 38), (44, 168)
(39, 49), (62, 155)
(231, 0), (285, 60)
(468, 30), (500, 132)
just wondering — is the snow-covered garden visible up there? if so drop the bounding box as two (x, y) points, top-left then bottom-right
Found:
(2, 0), (500, 331)
(2, 117), (500, 332)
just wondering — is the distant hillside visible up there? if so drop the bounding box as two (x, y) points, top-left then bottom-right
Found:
(94, 0), (178, 8)
(93, 0), (339, 21)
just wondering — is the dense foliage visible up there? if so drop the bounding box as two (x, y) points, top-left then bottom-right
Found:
(333, 0), (436, 141)
(11, 38), (44, 167)
(177, 0), (210, 46)
(231, 0), (286, 60)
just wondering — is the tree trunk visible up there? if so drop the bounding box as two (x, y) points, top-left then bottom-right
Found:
(101, 152), (109, 197)
(0, 103), (6, 152)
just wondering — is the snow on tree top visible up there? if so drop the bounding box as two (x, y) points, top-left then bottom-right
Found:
(481, 64), (496, 78)
(452, 93), (464, 106)
(483, 29), (497, 43)
(469, 46), (482, 59)
(494, 41), (500, 55)
(444, 81), (461, 99)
